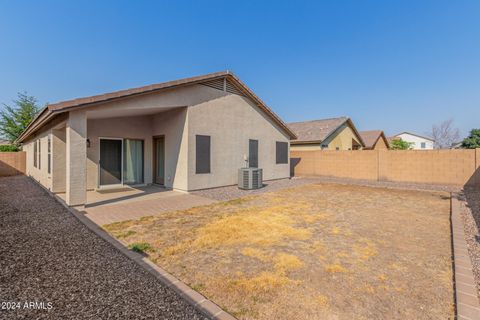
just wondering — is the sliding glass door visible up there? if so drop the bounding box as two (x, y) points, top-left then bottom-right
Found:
(123, 139), (144, 185)
(99, 139), (123, 186)
(99, 138), (144, 187)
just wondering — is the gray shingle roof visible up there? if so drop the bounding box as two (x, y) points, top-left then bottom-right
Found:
(288, 117), (349, 143)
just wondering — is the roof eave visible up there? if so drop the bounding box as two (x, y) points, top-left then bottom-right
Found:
(345, 118), (366, 147)
(16, 107), (53, 143)
(16, 71), (297, 142)
(291, 140), (323, 145)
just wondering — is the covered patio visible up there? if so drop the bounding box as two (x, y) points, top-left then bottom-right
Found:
(47, 88), (194, 207)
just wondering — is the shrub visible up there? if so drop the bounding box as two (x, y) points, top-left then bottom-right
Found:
(129, 242), (152, 253)
(0, 144), (20, 152)
(390, 139), (414, 150)
(462, 129), (480, 149)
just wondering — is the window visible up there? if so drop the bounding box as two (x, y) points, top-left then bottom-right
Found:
(47, 135), (51, 174)
(196, 135), (211, 174)
(321, 144), (328, 150)
(33, 140), (38, 168)
(38, 139), (41, 170)
(249, 139), (258, 168)
(421, 142), (426, 149)
(276, 141), (288, 164)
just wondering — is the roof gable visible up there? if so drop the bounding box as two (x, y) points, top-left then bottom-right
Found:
(18, 71), (296, 142)
(395, 132), (434, 141)
(359, 130), (389, 148)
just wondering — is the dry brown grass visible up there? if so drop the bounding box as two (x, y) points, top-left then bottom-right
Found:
(104, 183), (453, 320)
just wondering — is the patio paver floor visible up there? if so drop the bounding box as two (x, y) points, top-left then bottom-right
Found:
(58, 185), (216, 225)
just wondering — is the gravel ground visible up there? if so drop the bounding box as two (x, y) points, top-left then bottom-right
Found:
(193, 175), (460, 201)
(459, 187), (480, 298)
(0, 176), (209, 320)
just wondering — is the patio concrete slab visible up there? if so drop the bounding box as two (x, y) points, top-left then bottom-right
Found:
(58, 185), (216, 225)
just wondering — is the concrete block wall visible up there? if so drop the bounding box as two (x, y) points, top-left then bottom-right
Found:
(312, 150), (378, 180)
(0, 152), (26, 176)
(291, 149), (480, 186)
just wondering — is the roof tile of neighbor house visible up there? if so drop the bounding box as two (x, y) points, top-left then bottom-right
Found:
(359, 130), (389, 149)
(288, 116), (365, 146)
(17, 71), (296, 143)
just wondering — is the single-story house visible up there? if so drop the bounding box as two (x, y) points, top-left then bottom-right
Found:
(17, 71), (296, 206)
(288, 117), (365, 151)
(359, 130), (389, 150)
(450, 141), (464, 149)
(394, 132), (434, 150)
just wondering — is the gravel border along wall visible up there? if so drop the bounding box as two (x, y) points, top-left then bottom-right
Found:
(451, 193), (480, 319)
(0, 176), (235, 320)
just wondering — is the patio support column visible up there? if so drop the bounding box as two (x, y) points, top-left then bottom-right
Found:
(66, 110), (87, 207)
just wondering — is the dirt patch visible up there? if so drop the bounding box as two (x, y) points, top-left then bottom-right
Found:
(105, 183), (454, 320)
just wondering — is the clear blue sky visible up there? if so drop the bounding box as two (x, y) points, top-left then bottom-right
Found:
(1, 0), (479, 137)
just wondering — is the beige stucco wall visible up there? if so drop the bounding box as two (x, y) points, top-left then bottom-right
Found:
(51, 128), (66, 193)
(187, 93), (291, 190)
(23, 83), (292, 194)
(82, 84), (226, 190)
(24, 130), (53, 190)
(151, 108), (189, 190)
(86, 110), (191, 190)
(324, 125), (362, 150)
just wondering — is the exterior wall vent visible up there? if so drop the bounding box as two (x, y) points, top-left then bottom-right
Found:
(225, 80), (245, 96)
(200, 78), (225, 91)
(238, 168), (263, 190)
(200, 77), (246, 96)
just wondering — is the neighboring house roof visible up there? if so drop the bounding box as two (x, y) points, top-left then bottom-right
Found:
(387, 136), (398, 144)
(288, 116), (365, 146)
(0, 139), (10, 145)
(359, 130), (389, 149)
(394, 131), (434, 142)
(451, 141), (463, 149)
(17, 71), (296, 143)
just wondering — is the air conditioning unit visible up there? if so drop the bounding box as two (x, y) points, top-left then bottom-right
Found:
(238, 168), (263, 190)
